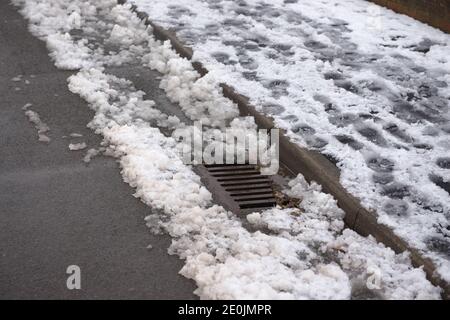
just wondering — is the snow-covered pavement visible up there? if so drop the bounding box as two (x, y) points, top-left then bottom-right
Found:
(11, 0), (445, 298)
(130, 0), (450, 283)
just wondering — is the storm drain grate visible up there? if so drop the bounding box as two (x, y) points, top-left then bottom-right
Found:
(196, 163), (277, 214)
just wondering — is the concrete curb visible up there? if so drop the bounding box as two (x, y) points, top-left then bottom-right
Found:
(366, 0), (450, 34)
(119, 0), (449, 299)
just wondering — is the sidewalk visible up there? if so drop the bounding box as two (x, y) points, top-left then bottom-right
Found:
(0, 1), (195, 299)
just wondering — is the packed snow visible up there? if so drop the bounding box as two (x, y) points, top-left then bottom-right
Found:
(13, 0), (444, 299)
(130, 0), (450, 282)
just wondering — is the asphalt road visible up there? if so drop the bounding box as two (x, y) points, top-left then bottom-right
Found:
(0, 1), (196, 299)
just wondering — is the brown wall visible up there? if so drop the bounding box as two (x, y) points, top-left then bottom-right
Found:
(367, 0), (450, 33)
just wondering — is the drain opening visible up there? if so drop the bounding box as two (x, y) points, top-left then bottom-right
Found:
(225, 185), (272, 192)
(229, 189), (274, 197)
(211, 170), (260, 177)
(198, 163), (277, 214)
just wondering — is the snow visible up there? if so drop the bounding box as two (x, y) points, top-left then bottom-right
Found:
(83, 147), (102, 163)
(13, 0), (443, 299)
(11, 75), (22, 82)
(69, 132), (83, 137)
(248, 176), (440, 299)
(24, 108), (51, 143)
(12, 74), (32, 85)
(130, 0), (450, 282)
(68, 142), (87, 151)
(22, 103), (32, 110)
(330, 229), (441, 300)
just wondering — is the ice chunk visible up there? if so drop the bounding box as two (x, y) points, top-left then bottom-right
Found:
(68, 142), (87, 151)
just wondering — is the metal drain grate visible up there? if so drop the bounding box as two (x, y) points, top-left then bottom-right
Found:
(196, 164), (277, 214)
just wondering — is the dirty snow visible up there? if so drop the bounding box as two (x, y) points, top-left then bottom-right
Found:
(83, 147), (103, 163)
(24, 108), (51, 143)
(130, 0), (450, 281)
(12, 0), (443, 299)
